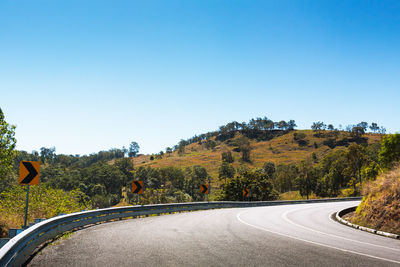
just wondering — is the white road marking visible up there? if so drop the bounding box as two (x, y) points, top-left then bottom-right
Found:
(281, 208), (400, 252)
(237, 209), (400, 265)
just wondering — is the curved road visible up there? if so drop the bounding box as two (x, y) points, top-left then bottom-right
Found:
(29, 201), (400, 266)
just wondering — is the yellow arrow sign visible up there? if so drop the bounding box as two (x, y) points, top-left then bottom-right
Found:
(19, 161), (40, 185)
(243, 188), (250, 197)
(132, 181), (144, 194)
(200, 184), (208, 194)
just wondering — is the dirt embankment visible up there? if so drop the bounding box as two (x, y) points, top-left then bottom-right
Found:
(346, 166), (400, 235)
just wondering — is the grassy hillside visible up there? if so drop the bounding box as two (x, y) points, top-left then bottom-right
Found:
(131, 130), (382, 183)
(345, 166), (400, 235)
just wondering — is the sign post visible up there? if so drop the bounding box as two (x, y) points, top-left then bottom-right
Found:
(19, 161), (40, 228)
(24, 185), (30, 228)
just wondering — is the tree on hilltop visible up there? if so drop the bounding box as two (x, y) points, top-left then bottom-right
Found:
(128, 142), (140, 157)
(357, 122), (369, 132)
(166, 147), (172, 156)
(369, 123), (379, 133)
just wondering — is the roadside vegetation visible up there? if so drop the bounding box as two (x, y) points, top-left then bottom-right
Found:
(344, 134), (400, 235)
(0, 106), (396, 236)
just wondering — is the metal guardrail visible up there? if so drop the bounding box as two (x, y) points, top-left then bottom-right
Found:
(0, 197), (361, 266)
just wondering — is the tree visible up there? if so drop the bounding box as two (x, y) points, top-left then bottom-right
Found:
(293, 132), (308, 146)
(379, 134), (400, 169)
(357, 122), (369, 132)
(311, 122), (326, 135)
(221, 168), (278, 201)
(287, 120), (297, 130)
(128, 142), (140, 157)
(218, 162), (235, 183)
(0, 108), (16, 187)
(114, 158), (134, 182)
(166, 147), (172, 156)
(369, 122), (379, 133)
(186, 166), (208, 201)
(277, 120), (288, 130)
(274, 164), (298, 193)
(40, 147), (56, 163)
(221, 151), (234, 163)
(177, 140), (186, 156)
(296, 159), (316, 200)
(350, 126), (364, 139)
(346, 144), (366, 187)
(239, 137), (251, 162)
(263, 162), (275, 178)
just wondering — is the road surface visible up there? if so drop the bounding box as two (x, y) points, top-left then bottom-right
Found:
(29, 201), (400, 266)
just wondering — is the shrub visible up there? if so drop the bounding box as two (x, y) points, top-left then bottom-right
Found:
(0, 185), (89, 231)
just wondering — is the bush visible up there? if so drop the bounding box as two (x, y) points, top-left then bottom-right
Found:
(323, 138), (336, 149)
(379, 134), (400, 169)
(0, 220), (8, 238)
(293, 132), (308, 146)
(0, 185), (89, 231)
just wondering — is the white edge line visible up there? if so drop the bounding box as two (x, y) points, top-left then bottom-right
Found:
(281, 209), (400, 252)
(236, 210), (400, 265)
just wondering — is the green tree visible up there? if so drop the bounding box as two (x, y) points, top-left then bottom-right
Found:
(311, 121), (326, 133)
(344, 144), (367, 193)
(369, 122), (379, 133)
(0, 108), (16, 191)
(185, 166), (208, 201)
(218, 162), (235, 183)
(274, 164), (298, 193)
(239, 137), (251, 162)
(177, 140), (186, 156)
(221, 151), (234, 163)
(263, 162), (275, 178)
(277, 120), (288, 130)
(350, 126), (365, 139)
(166, 147), (172, 156)
(128, 142), (140, 157)
(357, 122), (369, 132)
(40, 147), (56, 164)
(114, 158), (134, 182)
(287, 120), (297, 130)
(220, 168), (278, 201)
(296, 159), (316, 200)
(379, 134), (400, 169)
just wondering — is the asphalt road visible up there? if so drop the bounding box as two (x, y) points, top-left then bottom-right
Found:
(29, 201), (400, 266)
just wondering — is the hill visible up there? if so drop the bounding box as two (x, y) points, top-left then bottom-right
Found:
(131, 130), (382, 185)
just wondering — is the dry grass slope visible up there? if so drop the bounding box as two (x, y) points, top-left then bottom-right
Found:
(348, 166), (400, 235)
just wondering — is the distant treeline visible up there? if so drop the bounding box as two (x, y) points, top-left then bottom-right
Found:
(169, 117), (297, 154)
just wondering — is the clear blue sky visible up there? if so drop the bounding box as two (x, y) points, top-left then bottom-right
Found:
(1, 0), (399, 155)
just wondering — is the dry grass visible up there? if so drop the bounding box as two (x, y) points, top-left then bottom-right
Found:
(347, 166), (400, 235)
(279, 191), (318, 200)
